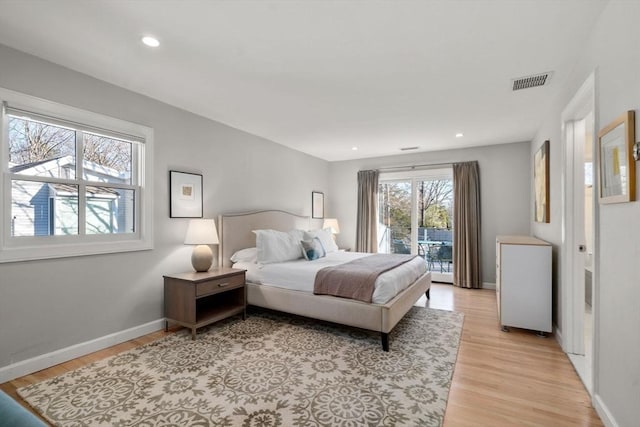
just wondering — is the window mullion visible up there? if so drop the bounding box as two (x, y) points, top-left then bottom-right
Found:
(1, 101), (8, 174)
(83, 182), (137, 191)
(410, 178), (419, 255)
(132, 143), (140, 235)
(1, 103), (9, 246)
(77, 131), (86, 236)
(7, 173), (80, 186)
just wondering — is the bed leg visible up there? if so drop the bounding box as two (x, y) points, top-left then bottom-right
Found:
(381, 332), (389, 352)
(425, 288), (430, 299)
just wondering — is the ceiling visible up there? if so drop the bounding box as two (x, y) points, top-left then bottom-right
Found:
(0, 0), (607, 161)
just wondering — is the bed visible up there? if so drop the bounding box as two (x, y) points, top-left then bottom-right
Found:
(217, 209), (431, 351)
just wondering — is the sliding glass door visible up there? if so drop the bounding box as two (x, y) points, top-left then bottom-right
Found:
(378, 179), (413, 255)
(378, 168), (454, 283)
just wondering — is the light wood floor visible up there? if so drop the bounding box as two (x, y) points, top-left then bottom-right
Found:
(1, 284), (602, 426)
(422, 284), (602, 426)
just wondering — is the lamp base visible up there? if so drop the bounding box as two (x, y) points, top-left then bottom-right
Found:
(191, 245), (213, 272)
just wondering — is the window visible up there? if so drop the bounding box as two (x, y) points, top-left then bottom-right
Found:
(1, 88), (153, 262)
(378, 168), (454, 282)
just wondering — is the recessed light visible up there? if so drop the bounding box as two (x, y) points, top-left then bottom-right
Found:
(352, 146), (358, 151)
(455, 133), (464, 138)
(142, 36), (160, 47)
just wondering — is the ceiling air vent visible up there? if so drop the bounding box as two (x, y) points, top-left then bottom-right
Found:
(512, 71), (553, 91)
(400, 146), (419, 151)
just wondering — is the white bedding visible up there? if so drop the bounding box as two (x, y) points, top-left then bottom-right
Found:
(233, 251), (427, 304)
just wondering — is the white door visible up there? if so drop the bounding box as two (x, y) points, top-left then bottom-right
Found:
(566, 117), (588, 355)
(562, 74), (595, 395)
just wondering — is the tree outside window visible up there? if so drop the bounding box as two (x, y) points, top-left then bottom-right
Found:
(378, 177), (453, 254)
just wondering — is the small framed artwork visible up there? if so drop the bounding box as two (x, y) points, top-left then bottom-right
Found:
(169, 170), (203, 218)
(534, 140), (550, 223)
(312, 191), (324, 219)
(598, 111), (635, 204)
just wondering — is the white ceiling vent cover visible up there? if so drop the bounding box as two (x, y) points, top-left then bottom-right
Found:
(512, 72), (553, 91)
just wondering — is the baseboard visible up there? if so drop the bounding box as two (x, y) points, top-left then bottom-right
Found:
(482, 282), (496, 290)
(554, 323), (563, 348)
(0, 319), (164, 384)
(594, 393), (619, 427)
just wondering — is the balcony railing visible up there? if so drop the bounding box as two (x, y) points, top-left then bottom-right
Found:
(378, 224), (453, 273)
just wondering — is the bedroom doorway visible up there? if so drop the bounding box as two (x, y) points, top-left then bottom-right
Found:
(377, 167), (454, 283)
(561, 73), (596, 395)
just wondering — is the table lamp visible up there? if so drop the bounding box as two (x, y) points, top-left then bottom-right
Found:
(184, 219), (219, 272)
(323, 218), (340, 241)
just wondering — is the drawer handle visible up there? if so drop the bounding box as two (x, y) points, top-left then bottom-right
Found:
(218, 282), (230, 287)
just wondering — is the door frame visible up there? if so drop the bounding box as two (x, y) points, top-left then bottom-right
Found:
(560, 72), (597, 394)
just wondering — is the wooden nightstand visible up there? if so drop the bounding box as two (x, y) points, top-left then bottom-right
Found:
(164, 267), (246, 339)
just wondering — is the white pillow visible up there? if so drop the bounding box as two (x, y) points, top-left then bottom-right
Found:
(255, 229), (305, 264)
(230, 247), (257, 263)
(304, 228), (339, 253)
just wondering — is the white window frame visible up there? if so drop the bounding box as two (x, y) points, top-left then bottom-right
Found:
(0, 87), (154, 262)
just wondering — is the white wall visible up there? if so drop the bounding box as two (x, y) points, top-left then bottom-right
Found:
(531, 1), (640, 425)
(0, 44), (329, 374)
(530, 126), (565, 329)
(328, 142), (531, 285)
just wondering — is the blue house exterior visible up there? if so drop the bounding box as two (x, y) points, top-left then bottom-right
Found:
(10, 156), (132, 237)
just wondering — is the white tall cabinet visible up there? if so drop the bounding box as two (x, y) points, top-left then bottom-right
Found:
(496, 235), (552, 334)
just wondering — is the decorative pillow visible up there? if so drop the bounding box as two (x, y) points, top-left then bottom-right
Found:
(304, 228), (339, 253)
(255, 229), (305, 264)
(230, 247), (258, 264)
(300, 237), (326, 260)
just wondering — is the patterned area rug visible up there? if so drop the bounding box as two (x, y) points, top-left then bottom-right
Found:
(19, 306), (463, 426)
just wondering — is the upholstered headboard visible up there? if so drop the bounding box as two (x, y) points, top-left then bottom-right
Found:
(218, 210), (310, 267)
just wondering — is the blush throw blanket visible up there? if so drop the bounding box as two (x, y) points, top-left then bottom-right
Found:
(314, 254), (418, 303)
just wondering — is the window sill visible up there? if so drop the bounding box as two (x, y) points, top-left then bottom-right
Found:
(0, 238), (153, 263)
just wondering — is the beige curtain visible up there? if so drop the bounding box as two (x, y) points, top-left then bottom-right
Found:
(356, 170), (379, 253)
(453, 161), (482, 288)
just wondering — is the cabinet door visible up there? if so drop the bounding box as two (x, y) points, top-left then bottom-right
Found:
(500, 244), (551, 332)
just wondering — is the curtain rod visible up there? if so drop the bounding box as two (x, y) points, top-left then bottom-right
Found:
(377, 162), (454, 172)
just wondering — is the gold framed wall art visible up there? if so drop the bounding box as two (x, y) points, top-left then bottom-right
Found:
(534, 140), (550, 223)
(598, 111), (635, 204)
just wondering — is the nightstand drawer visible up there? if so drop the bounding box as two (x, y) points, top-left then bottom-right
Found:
(196, 273), (244, 296)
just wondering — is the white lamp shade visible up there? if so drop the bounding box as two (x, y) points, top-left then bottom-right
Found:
(323, 218), (340, 234)
(184, 219), (219, 245)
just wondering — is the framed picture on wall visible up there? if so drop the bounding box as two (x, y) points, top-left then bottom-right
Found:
(598, 111), (636, 204)
(169, 170), (203, 218)
(534, 140), (550, 223)
(312, 191), (324, 219)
